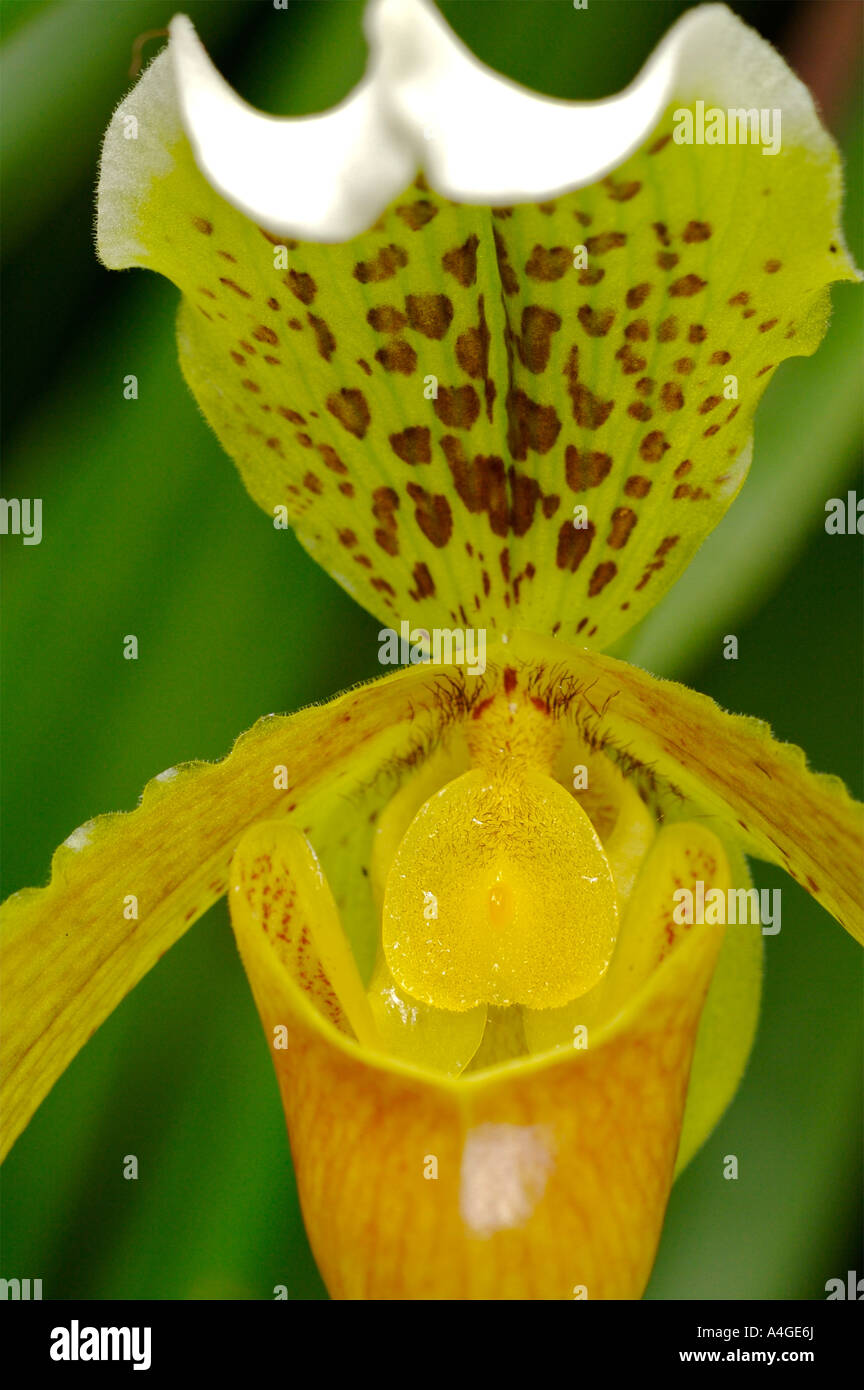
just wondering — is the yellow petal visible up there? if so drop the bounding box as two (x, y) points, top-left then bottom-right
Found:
(523, 821), (731, 1053)
(230, 821), (380, 1049)
(96, 12), (858, 646)
(230, 812), (725, 1299)
(507, 631), (864, 940)
(0, 661), (457, 1159)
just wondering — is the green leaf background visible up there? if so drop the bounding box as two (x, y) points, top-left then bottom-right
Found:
(1, 0), (861, 1299)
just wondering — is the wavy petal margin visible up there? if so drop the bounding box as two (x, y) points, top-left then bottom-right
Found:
(96, 4), (858, 648)
(2, 638), (858, 1165)
(0, 662), (459, 1160)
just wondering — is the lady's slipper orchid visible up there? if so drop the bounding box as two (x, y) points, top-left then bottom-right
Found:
(2, 0), (862, 1300)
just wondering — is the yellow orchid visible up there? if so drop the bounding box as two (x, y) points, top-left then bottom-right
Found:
(2, 0), (862, 1302)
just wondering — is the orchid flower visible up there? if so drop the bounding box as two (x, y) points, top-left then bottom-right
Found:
(2, 0), (861, 1301)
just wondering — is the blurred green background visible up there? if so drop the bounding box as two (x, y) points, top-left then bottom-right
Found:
(1, 0), (861, 1300)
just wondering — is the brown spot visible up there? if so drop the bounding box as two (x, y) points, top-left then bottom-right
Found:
(267, 297), (280, 311)
(758, 319), (778, 333)
(338, 529), (357, 549)
(230, 350), (245, 365)
(353, 244), (408, 284)
(652, 222), (671, 247)
(615, 344), (646, 375)
(492, 206), (514, 219)
(659, 382), (685, 411)
(295, 432), (313, 448)
(278, 407), (306, 425)
(709, 350), (731, 364)
(674, 357), (695, 374)
(442, 234), (479, 287)
(192, 216), (212, 235)
(303, 471), (323, 495)
(628, 401), (652, 421)
(670, 275), (707, 297)
(265, 437), (283, 454)
(288, 318), (302, 331)
(640, 430), (669, 462)
(219, 278), (251, 298)
(728, 291), (749, 307)
(442, 437), (508, 536)
(327, 388), (370, 438)
(585, 231), (627, 255)
(493, 230), (519, 295)
(367, 305), (407, 333)
(405, 293), (454, 340)
(756, 363), (774, 377)
(410, 562), (436, 600)
(241, 379), (260, 393)
(578, 304), (616, 338)
(285, 270), (317, 304)
(456, 323), (490, 379)
(517, 306), (562, 372)
(566, 446), (612, 491)
(564, 348), (614, 429)
(648, 133), (671, 154)
(556, 520), (595, 572)
(357, 358), (372, 376)
(308, 313), (336, 361)
(674, 460), (693, 478)
(635, 377), (654, 396)
(604, 177), (642, 202)
(626, 283), (652, 310)
(406, 484), (453, 547)
(703, 424), (720, 437)
(682, 221), (712, 243)
(525, 244), (571, 281)
(263, 355), (281, 366)
(434, 384), (480, 430)
(656, 251), (679, 271)
(371, 576), (396, 598)
(217, 250), (237, 263)
(375, 340), (417, 375)
(578, 267), (605, 286)
(625, 475), (652, 498)
(390, 427), (431, 465)
(509, 467), (543, 536)
(372, 486), (400, 556)
(339, 482), (355, 497)
(764, 259), (782, 273)
(688, 324), (707, 343)
(198, 287), (216, 299)
(656, 315), (678, 342)
(625, 319), (650, 342)
(698, 395), (721, 414)
(396, 200), (439, 230)
(313, 445), (345, 476)
(588, 561), (617, 596)
(542, 494), (560, 518)
(574, 211), (592, 227)
(507, 389), (562, 456)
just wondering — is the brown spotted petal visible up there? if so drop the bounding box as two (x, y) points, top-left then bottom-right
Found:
(97, 5), (857, 647)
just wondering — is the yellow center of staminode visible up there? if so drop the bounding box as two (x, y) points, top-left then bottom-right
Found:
(382, 764), (618, 1012)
